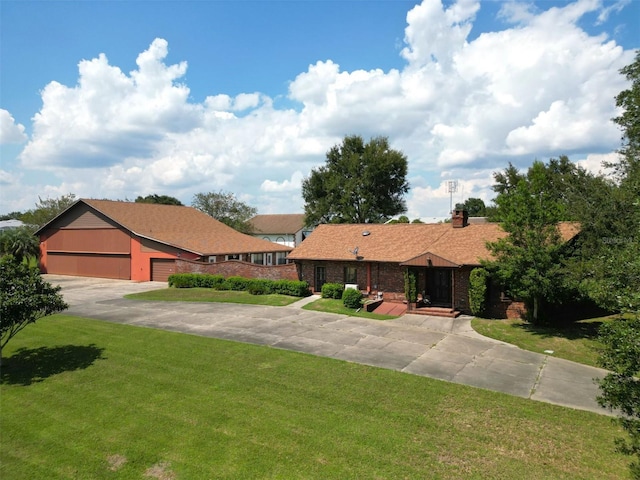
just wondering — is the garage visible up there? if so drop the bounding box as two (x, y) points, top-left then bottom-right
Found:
(151, 259), (176, 282)
(47, 252), (131, 280)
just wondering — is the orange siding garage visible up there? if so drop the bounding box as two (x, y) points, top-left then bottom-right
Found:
(150, 259), (176, 282)
(47, 253), (131, 280)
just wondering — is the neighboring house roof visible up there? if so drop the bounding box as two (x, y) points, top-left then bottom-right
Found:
(287, 222), (579, 266)
(0, 219), (25, 230)
(248, 214), (307, 235)
(38, 199), (291, 256)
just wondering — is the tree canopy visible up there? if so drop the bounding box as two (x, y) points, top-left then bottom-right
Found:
(0, 256), (68, 365)
(302, 135), (409, 224)
(0, 227), (40, 262)
(191, 191), (257, 234)
(484, 159), (576, 324)
(590, 51), (640, 479)
(460, 198), (486, 217)
(20, 194), (77, 229)
(135, 194), (183, 206)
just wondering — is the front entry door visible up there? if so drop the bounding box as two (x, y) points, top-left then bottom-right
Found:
(427, 269), (452, 307)
(315, 266), (326, 293)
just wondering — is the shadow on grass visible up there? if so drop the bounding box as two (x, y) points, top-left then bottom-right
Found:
(1, 344), (106, 386)
(513, 319), (605, 341)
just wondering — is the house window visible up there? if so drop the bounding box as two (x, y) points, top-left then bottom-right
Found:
(344, 266), (357, 284)
(276, 236), (286, 245)
(276, 252), (287, 265)
(251, 253), (264, 265)
(208, 256), (216, 263)
(226, 254), (240, 261)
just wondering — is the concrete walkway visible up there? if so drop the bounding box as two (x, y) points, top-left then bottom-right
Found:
(46, 275), (612, 416)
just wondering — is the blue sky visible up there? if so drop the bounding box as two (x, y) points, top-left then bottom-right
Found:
(1, 0), (638, 219)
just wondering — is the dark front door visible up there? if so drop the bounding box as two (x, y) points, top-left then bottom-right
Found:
(315, 266), (326, 293)
(427, 269), (452, 307)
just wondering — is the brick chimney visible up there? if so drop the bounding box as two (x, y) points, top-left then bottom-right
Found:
(452, 208), (469, 228)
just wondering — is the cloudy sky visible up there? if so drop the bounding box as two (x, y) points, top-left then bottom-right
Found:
(1, 0), (638, 220)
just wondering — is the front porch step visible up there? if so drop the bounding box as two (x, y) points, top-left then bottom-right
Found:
(411, 306), (461, 318)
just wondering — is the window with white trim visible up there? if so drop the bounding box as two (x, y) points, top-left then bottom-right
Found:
(276, 252), (287, 265)
(208, 256), (217, 263)
(251, 253), (264, 265)
(226, 254), (240, 261)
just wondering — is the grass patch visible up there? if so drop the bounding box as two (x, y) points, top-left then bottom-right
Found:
(0, 315), (628, 479)
(471, 316), (613, 367)
(303, 297), (398, 320)
(125, 287), (301, 306)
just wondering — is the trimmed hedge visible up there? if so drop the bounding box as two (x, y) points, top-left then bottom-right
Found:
(321, 282), (344, 299)
(168, 273), (225, 288)
(342, 288), (363, 309)
(167, 273), (310, 297)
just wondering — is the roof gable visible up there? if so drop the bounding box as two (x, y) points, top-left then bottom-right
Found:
(40, 199), (291, 256)
(249, 214), (307, 235)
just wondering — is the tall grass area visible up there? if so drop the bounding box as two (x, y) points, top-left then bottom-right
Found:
(1, 315), (629, 479)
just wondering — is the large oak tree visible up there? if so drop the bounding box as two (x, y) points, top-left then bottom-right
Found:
(302, 135), (409, 224)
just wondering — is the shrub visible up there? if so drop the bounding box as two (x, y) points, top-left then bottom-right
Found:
(469, 268), (490, 317)
(247, 279), (271, 295)
(168, 273), (225, 289)
(342, 288), (363, 309)
(223, 276), (249, 291)
(322, 282), (344, 299)
(272, 279), (311, 297)
(403, 270), (417, 303)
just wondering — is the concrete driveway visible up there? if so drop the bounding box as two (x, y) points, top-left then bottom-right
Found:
(46, 275), (612, 416)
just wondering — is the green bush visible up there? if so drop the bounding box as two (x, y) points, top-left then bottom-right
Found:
(168, 273), (225, 288)
(223, 276), (249, 291)
(168, 274), (309, 297)
(403, 270), (417, 303)
(247, 279), (271, 295)
(342, 288), (363, 309)
(322, 282), (344, 299)
(272, 279), (310, 297)
(469, 268), (490, 317)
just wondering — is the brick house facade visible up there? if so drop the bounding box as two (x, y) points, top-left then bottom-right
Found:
(288, 211), (576, 318)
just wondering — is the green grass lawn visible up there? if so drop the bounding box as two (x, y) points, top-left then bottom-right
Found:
(302, 297), (398, 320)
(1, 315), (629, 479)
(125, 287), (301, 306)
(471, 316), (613, 367)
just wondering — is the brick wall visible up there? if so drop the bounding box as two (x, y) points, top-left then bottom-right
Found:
(296, 261), (407, 301)
(176, 259), (299, 281)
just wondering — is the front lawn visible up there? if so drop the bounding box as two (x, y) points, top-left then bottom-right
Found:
(0, 315), (629, 479)
(125, 287), (301, 306)
(471, 316), (613, 367)
(302, 297), (398, 320)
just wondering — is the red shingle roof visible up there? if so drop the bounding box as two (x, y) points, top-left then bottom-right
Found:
(249, 214), (307, 235)
(287, 222), (579, 266)
(81, 199), (291, 255)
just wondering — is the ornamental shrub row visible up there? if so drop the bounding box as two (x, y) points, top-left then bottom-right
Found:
(321, 282), (344, 299)
(168, 273), (310, 297)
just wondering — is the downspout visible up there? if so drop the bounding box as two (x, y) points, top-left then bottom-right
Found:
(367, 262), (371, 294)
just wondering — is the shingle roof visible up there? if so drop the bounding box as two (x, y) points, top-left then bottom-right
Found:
(248, 214), (307, 235)
(80, 199), (291, 255)
(287, 222), (579, 266)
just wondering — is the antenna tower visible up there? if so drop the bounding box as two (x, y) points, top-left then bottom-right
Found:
(447, 180), (458, 214)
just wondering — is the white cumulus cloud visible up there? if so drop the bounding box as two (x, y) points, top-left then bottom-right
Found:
(7, 0), (637, 218)
(0, 110), (27, 144)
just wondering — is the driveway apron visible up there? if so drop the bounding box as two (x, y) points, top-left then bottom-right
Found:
(47, 275), (612, 416)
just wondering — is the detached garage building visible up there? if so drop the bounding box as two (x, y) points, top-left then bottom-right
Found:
(37, 199), (292, 282)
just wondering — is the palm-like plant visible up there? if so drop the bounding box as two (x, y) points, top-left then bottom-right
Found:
(0, 227), (40, 262)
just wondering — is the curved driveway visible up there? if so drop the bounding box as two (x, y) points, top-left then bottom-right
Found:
(47, 275), (612, 416)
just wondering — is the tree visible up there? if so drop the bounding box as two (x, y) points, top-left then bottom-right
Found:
(135, 194), (183, 206)
(302, 135), (409, 224)
(0, 256), (68, 365)
(20, 193), (77, 229)
(0, 226), (40, 262)
(484, 160), (572, 324)
(191, 191), (257, 234)
(591, 51), (640, 479)
(461, 198), (486, 217)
